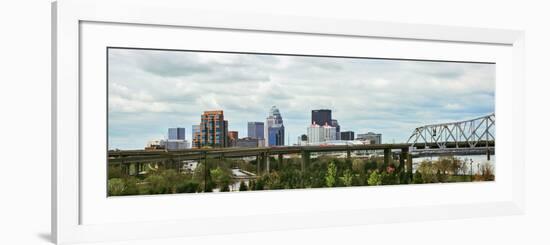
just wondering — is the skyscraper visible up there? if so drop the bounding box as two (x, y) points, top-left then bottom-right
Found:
(340, 131), (355, 141)
(228, 131), (238, 147)
(247, 122), (264, 139)
(307, 122), (337, 144)
(191, 125), (200, 147)
(194, 110), (228, 148)
(331, 119), (340, 140)
(311, 109), (332, 126)
(265, 106), (285, 146)
(168, 127), (185, 140)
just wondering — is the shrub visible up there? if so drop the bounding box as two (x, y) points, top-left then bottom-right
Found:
(381, 171), (398, 185)
(413, 171), (424, 184)
(220, 184), (230, 192)
(239, 181), (248, 191)
(122, 177), (139, 195)
(367, 170), (382, 186)
(108, 166), (124, 179)
(341, 169), (353, 187)
(176, 181), (200, 193)
(436, 169), (448, 183)
(325, 162), (337, 187)
(144, 175), (167, 194)
(108, 178), (125, 196)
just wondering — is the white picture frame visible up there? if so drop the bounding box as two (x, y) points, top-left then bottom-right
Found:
(52, 0), (525, 244)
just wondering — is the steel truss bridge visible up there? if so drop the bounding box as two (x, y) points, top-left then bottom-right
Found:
(407, 113), (495, 157)
(109, 114), (495, 176)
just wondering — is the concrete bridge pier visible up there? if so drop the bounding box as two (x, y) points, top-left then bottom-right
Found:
(278, 154), (283, 169)
(407, 153), (413, 174)
(400, 148), (410, 173)
(384, 148), (391, 166)
(256, 154), (261, 175)
(398, 149), (407, 171)
(266, 153), (270, 174)
(301, 151), (311, 172)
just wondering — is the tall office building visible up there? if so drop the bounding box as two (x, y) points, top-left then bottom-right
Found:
(191, 125), (200, 147)
(311, 109), (332, 126)
(168, 127), (185, 140)
(307, 122), (337, 144)
(228, 131), (238, 147)
(264, 106), (285, 146)
(236, 137), (260, 148)
(331, 119), (340, 140)
(193, 110), (228, 148)
(247, 122), (264, 139)
(340, 131), (355, 141)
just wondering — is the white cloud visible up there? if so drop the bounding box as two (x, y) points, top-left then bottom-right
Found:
(108, 48), (495, 149)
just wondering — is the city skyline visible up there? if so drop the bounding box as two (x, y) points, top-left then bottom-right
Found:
(108, 48), (495, 150)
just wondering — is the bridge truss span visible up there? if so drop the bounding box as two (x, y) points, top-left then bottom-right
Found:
(407, 113), (495, 150)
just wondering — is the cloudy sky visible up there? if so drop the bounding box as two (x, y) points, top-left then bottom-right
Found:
(108, 48), (495, 150)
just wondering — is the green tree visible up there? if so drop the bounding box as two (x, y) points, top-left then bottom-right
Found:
(367, 170), (382, 186)
(220, 184), (230, 192)
(325, 162), (337, 187)
(341, 169), (353, 187)
(479, 162), (495, 181)
(108, 178), (125, 196)
(381, 171), (398, 185)
(248, 180), (256, 191)
(122, 177), (139, 195)
(413, 171), (424, 184)
(161, 169), (182, 194)
(267, 172), (283, 189)
(436, 157), (453, 175)
(210, 167), (233, 190)
(108, 165), (123, 179)
(352, 159), (365, 174)
(210, 167), (224, 187)
(398, 171), (410, 185)
(418, 160), (437, 183)
(176, 180), (200, 193)
(144, 174), (167, 194)
(254, 177), (265, 190)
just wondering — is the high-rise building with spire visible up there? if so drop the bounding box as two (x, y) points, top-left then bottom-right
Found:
(264, 106), (285, 146)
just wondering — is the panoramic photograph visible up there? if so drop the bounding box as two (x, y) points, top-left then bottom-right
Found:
(107, 48), (495, 196)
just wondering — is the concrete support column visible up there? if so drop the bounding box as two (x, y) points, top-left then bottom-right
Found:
(407, 153), (413, 174)
(278, 154), (283, 168)
(262, 152), (268, 175)
(384, 148), (391, 166)
(256, 154), (261, 175)
(346, 149), (351, 160)
(399, 152), (405, 172)
(400, 148), (409, 172)
(301, 151), (310, 172)
(266, 153), (270, 174)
